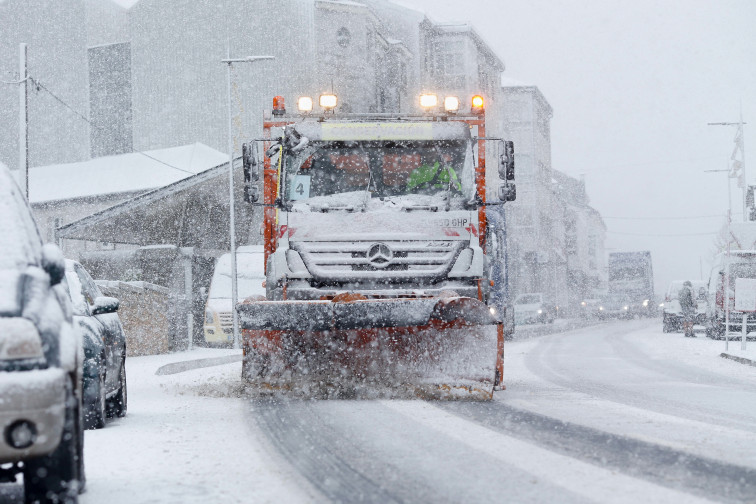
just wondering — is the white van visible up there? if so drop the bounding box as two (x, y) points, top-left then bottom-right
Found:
(203, 246), (265, 345)
(705, 250), (756, 339)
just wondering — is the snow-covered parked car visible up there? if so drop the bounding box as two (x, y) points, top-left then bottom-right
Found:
(514, 293), (556, 325)
(661, 280), (707, 333)
(0, 165), (85, 503)
(64, 260), (127, 429)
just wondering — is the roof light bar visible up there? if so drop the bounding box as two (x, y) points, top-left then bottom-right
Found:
(297, 96), (313, 113)
(319, 94), (338, 110)
(471, 95), (485, 114)
(419, 94), (438, 109)
(272, 95), (286, 116)
(444, 96), (460, 113)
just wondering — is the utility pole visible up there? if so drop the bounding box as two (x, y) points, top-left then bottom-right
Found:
(19, 43), (29, 199)
(709, 116), (747, 222)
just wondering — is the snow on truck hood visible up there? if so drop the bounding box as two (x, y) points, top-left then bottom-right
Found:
(282, 203), (478, 242)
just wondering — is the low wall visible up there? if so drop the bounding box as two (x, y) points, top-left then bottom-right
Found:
(97, 280), (176, 356)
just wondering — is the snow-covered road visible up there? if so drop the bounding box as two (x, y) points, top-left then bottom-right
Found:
(2, 319), (755, 503)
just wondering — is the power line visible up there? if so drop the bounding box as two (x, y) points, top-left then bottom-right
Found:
(603, 214), (728, 221)
(29, 77), (195, 176)
(607, 230), (718, 237)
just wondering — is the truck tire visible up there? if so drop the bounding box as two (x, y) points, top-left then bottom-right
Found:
(24, 377), (83, 504)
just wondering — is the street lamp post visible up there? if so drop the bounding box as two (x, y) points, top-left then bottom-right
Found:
(222, 53), (274, 350)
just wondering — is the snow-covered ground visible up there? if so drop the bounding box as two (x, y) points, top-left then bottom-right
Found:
(5, 319), (746, 503)
(80, 348), (312, 504)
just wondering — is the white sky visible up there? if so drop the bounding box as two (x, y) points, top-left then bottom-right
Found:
(396, 0), (756, 295)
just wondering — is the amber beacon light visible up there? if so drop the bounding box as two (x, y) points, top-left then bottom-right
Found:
(471, 95), (484, 113)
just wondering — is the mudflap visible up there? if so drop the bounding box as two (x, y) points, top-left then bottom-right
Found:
(237, 296), (502, 400)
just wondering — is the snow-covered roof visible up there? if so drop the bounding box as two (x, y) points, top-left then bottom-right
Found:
(30, 143), (228, 204)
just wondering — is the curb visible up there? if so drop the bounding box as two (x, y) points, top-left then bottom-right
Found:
(720, 353), (756, 367)
(155, 354), (243, 376)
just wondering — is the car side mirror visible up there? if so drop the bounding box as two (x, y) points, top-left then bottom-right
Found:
(41, 243), (65, 286)
(92, 296), (119, 315)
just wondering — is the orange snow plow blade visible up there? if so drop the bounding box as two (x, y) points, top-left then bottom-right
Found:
(237, 296), (502, 400)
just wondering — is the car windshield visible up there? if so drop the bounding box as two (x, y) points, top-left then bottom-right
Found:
(282, 140), (473, 206)
(209, 273), (266, 299)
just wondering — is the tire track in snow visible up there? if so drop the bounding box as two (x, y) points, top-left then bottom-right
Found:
(249, 398), (589, 503)
(438, 400), (756, 504)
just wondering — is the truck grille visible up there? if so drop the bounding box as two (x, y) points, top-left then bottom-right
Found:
(293, 240), (466, 282)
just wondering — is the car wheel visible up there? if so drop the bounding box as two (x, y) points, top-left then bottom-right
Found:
(24, 377), (82, 504)
(663, 322), (670, 333)
(84, 371), (106, 430)
(107, 359), (127, 418)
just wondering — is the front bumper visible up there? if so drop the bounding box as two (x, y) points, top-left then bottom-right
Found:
(0, 368), (66, 462)
(238, 296), (498, 332)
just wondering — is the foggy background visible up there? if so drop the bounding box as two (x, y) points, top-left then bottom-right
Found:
(398, 0), (756, 296)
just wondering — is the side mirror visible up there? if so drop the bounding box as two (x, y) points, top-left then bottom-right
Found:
(498, 183), (516, 202)
(41, 244), (65, 286)
(243, 143), (261, 204)
(92, 296), (119, 315)
(243, 143), (259, 181)
(247, 184), (260, 203)
(499, 140), (515, 181)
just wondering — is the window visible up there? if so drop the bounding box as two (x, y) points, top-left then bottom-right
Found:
(434, 39), (465, 87)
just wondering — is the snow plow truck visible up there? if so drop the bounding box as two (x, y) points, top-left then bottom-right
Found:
(237, 93), (516, 399)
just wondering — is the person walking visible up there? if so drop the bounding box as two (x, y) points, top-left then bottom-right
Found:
(679, 280), (697, 337)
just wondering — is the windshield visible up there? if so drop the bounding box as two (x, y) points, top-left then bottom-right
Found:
(282, 140), (473, 206)
(209, 273), (266, 299)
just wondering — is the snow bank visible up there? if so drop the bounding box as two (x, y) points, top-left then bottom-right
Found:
(81, 348), (314, 504)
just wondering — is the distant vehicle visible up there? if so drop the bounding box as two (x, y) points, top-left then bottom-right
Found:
(705, 250), (756, 339)
(0, 165), (85, 503)
(64, 260), (127, 429)
(661, 280), (707, 333)
(598, 292), (633, 320)
(204, 246), (266, 346)
(580, 290), (606, 319)
(608, 251), (656, 317)
(514, 293), (556, 325)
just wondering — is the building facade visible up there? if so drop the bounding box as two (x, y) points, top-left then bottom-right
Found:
(0, 0), (91, 170)
(500, 80), (606, 313)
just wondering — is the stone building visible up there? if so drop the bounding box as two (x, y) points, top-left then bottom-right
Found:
(500, 78), (606, 313)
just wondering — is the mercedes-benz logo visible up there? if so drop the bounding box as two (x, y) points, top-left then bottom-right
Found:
(367, 243), (393, 268)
